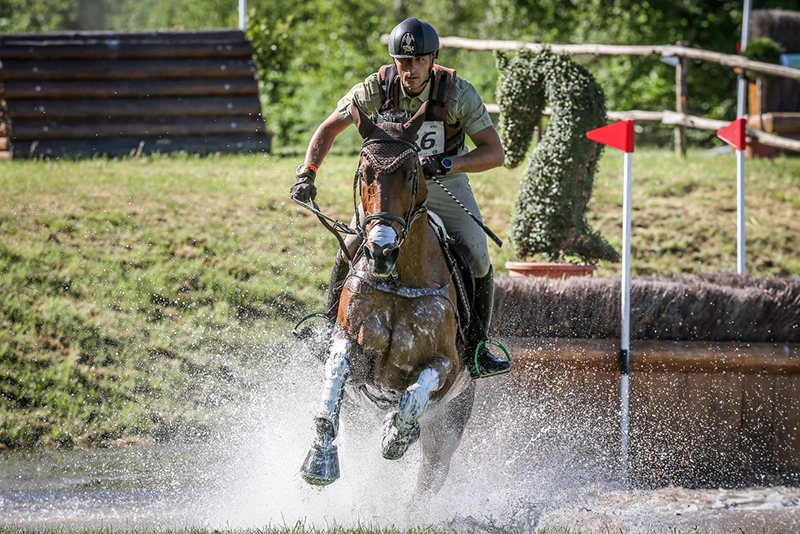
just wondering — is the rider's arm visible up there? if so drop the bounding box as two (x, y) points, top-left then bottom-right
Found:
(303, 111), (350, 169)
(449, 125), (505, 174)
(303, 74), (382, 170)
(446, 78), (505, 174)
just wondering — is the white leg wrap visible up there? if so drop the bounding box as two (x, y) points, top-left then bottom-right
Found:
(382, 367), (445, 461)
(397, 367), (441, 429)
(316, 337), (351, 439)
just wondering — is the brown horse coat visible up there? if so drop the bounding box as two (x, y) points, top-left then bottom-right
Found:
(301, 102), (474, 495)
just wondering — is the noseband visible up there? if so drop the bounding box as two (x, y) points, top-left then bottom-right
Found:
(354, 137), (428, 249)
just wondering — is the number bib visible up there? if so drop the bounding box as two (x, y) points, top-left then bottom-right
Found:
(415, 121), (445, 157)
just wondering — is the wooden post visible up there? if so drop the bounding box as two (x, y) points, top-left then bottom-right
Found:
(0, 69), (10, 161)
(675, 46), (689, 157)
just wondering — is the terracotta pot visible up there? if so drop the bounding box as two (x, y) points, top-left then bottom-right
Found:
(505, 261), (597, 279)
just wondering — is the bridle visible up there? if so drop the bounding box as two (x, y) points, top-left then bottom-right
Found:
(353, 137), (428, 254)
(291, 135), (428, 263)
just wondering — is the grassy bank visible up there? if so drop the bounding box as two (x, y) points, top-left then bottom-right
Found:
(1, 149), (799, 450)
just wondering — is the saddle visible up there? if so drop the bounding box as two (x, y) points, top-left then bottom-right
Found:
(427, 212), (475, 345)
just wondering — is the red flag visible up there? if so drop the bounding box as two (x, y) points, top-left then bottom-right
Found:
(716, 118), (746, 151)
(587, 120), (635, 153)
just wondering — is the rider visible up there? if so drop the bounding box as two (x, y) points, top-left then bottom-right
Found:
(290, 17), (510, 379)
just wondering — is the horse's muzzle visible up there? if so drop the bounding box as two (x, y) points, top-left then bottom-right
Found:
(365, 241), (400, 277)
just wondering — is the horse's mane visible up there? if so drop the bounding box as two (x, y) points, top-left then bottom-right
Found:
(374, 109), (411, 125)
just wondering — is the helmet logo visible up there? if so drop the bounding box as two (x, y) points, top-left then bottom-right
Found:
(401, 32), (416, 55)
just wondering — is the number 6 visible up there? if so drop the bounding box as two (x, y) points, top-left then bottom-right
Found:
(419, 131), (437, 150)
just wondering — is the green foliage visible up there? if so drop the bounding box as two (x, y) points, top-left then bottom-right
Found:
(743, 38), (786, 64)
(105, 0), (237, 30)
(0, 0), (78, 32)
(4, 0), (800, 147)
(742, 38), (786, 78)
(246, 0), (391, 147)
(497, 50), (619, 264)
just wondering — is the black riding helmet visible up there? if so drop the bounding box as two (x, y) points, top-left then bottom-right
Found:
(388, 18), (439, 59)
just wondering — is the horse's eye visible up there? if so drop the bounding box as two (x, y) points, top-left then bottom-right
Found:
(361, 169), (375, 185)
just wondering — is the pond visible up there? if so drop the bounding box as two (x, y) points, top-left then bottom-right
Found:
(2, 344), (799, 533)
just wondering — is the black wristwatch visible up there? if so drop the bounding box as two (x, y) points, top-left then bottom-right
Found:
(441, 158), (454, 173)
(296, 164), (317, 180)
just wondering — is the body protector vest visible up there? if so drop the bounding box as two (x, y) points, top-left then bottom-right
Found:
(377, 63), (466, 158)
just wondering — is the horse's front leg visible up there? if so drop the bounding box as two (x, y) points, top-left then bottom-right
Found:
(382, 357), (451, 460)
(301, 336), (351, 486)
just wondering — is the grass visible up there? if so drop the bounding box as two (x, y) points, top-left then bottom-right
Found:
(1, 148), (799, 450)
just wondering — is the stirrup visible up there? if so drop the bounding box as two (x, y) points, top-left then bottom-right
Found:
(292, 312), (334, 339)
(471, 338), (512, 379)
(293, 313), (335, 363)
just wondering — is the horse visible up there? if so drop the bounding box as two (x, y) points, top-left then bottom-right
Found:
(300, 102), (475, 495)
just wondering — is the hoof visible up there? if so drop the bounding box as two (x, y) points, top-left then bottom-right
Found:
(381, 411), (420, 460)
(301, 443), (340, 486)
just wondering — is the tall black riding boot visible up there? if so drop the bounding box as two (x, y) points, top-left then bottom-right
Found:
(325, 250), (350, 322)
(467, 266), (511, 379)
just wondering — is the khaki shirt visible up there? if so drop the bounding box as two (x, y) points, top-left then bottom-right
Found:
(337, 71), (493, 137)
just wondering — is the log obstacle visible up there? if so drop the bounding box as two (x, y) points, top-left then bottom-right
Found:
(0, 29), (270, 159)
(485, 275), (800, 486)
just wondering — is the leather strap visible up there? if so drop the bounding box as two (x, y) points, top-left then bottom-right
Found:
(377, 64), (463, 156)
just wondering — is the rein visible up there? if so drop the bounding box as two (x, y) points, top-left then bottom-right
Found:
(291, 136), (426, 263)
(291, 197), (360, 263)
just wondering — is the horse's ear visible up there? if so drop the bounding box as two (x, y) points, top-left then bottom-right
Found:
(351, 102), (375, 139)
(402, 102), (428, 140)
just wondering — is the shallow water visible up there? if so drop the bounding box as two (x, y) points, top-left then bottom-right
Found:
(2, 338), (799, 533)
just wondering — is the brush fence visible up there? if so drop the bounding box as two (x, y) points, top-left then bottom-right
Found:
(486, 275), (800, 486)
(0, 29), (269, 158)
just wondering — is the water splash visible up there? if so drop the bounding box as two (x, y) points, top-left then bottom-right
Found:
(2, 335), (799, 533)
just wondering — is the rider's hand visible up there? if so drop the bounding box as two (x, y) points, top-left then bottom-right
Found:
(290, 164), (317, 203)
(420, 156), (448, 178)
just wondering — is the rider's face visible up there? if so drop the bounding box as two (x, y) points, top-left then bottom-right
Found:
(394, 55), (433, 96)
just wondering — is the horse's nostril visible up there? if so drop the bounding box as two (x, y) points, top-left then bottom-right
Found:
(385, 245), (400, 263)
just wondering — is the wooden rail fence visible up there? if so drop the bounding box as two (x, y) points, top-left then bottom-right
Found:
(0, 29), (270, 159)
(483, 105), (800, 153)
(381, 34), (800, 155)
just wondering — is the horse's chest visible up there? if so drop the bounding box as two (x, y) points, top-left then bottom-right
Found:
(353, 294), (450, 376)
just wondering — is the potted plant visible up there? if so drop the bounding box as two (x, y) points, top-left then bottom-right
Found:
(496, 49), (619, 277)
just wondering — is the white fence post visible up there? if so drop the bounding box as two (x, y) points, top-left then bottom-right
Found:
(239, 0), (247, 31)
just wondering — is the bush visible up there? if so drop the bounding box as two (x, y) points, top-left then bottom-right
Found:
(497, 49), (619, 264)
